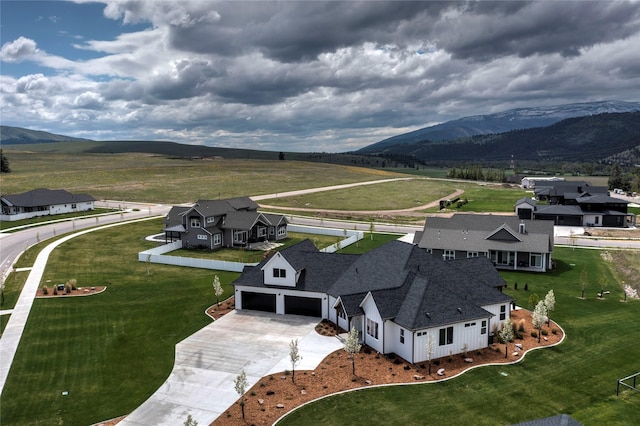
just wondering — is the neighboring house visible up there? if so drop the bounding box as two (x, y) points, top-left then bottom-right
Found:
(163, 197), (288, 249)
(521, 176), (564, 189)
(233, 239), (513, 363)
(0, 188), (95, 221)
(521, 181), (634, 227)
(413, 214), (554, 273)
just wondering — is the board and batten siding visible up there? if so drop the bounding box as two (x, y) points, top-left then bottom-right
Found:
(384, 322), (412, 362)
(412, 318), (490, 363)
(261, 253), (297, 287)
(361, 293), (383, 353)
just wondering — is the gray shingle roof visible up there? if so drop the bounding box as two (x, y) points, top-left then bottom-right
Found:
(234, 239), (512, 330)
(1, 188), (95, 207)
(414, 214), (554, 254)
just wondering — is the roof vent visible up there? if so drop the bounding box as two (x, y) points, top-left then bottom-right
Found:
(425, 312), (430, 318)
(519, 221), (526, 234)
(457, 307), (462, 313)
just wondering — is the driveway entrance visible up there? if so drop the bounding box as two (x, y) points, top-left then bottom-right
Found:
(119, 310), (343, 426)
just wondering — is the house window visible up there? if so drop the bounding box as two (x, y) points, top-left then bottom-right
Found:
(269, 227), (275, 235)
(234, 230), (245, 242)
(366, 318), (379, 339)
(443, 250), (455, 261)
(337, 307), (346, 320)
(273, 268), (286, 278)
(464, 322), (476, 327)
(500, 305), (506, 321)
(71, 203), (77, 209)
(467, 252), (479, 258)
(190, 218), (201, 228)
(197, 234), (208, 240)
(439, 326), (453, 346)
(426, 249), (433, 254)
(400, 329), (405, 344)
(277, 226), (287, 237)
(257, 226), (267, 237)
(530, 253), (542, 267)
(207, 216), (216, 224)
(481, 320), (487, 335)
(213, 234), (222, 245)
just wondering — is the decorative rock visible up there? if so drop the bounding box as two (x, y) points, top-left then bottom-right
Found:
(258, 399), (264, 405)
(437, 368), (445, 376)
(464, 358), (473, 363)
(515, 343), (523, 350)
(311, 372), (316, 376)
(414, 375), (425, 380)
(281, 376), (287, 380)
(365, 380), (372, 385)
(513, 352), (519, 357)
(276, 403), (285, 409)
(301, 389), (306, 395)
(544, 337), (548, 341)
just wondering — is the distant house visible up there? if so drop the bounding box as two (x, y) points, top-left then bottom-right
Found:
(413, 214), (554, 273)
(163, 197), (288, 250)
(521, 181), (634, 227)
(521, 176), (564, 189)
(0, 188), (95, 221)
(233, 239), (513, 363)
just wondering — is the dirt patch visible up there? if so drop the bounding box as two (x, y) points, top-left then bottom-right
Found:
(585, 228), (640, 238)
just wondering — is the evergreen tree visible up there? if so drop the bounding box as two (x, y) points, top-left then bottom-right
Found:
(1, 150), (10, 173)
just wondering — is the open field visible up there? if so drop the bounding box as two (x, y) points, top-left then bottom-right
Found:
(1, 150), (407, 204)
(279, 247), (640, 426)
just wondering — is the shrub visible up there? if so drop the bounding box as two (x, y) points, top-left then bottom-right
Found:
(42, 285), (48, 295)
(541, 329), (548, 336)
(514, 282), (518, 290)
(393, 358), (402, 365)
(250, 391), (256, 396)
(531, 331), (538, 338)
(518, 319), (526, 332)
(65, 284), (72, 294)
(524, 283), (529, 291)
(434, 360), (440, 366)
(69, 278), (77, 290)
(53, 287), (58, 295)
(403, 365), (411, 370)
(552, 328), (558, 335)
(363, 347), (372, 355)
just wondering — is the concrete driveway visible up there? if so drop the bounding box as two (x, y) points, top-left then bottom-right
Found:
(119, 310), (344, 426)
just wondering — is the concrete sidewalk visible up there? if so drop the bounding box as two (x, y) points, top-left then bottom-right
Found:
(119, 310), (344, 426)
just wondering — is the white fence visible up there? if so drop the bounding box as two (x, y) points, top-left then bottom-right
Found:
(138, 225), (364, 272)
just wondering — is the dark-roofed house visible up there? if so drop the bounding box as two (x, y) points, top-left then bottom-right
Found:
(163, 197), (288, 250)
(517, 181), (634, 227)
(233, 239), (513, 363)
(1, 188), (95, 221)
(413, 214), (554, 273)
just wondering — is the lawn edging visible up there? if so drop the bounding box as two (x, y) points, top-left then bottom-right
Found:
(272, 320), (567, 425)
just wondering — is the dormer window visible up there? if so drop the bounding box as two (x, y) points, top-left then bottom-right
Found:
(190, 218), (201, 228)
(273, 268), (286, 278)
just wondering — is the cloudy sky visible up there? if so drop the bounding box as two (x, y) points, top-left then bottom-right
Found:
(2, 1), (640, 152)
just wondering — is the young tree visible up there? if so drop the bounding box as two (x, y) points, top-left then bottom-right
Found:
(544, 289), (556, 326)
(343, 326), (362, 376)
(532, 300), (547, 343)
(580, 270), (588, 299)
(425, 331), (435, 375)
(0, 150), (10, 173)
(499, 317), (514, 358)
(289, 338), (302, 383)
(528, 293), (539, 309)
(234, 369), (249, 420)
(183, 414), (198, 426)
(212, 275), (223, 307)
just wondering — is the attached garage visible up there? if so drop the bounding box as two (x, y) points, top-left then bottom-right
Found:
(285, 295), (322, 317)
(241, 291), (276, 313)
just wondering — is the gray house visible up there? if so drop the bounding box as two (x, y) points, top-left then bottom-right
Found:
(233, 239), (513, 363)
(413, 214), (554, 272)
(164, 197), (288, 250)
(1, 188), (95, 221)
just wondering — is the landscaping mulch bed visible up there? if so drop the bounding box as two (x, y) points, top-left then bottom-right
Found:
(35, 285), (106, 298)
(211, 308), (563, 426)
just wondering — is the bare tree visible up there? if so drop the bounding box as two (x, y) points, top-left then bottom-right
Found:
(234, 369), (249, 420)
(344, 326), (362, 376)
(499, 317), (514, 358)
(544, 289), (555, 326)
(212, 275), (224, 307)
(425, 331), (435, 375)
(532, 300), (547, 343)
(289, 338), (302, 383)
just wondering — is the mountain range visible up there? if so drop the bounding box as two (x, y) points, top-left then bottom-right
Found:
(357, 100), (640, 154)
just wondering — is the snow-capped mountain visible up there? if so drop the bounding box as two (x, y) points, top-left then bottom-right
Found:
(357, 100), (640, 154)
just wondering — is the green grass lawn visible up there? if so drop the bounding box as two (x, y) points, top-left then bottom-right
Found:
(0, 219), (240, 425)
(279, 247), (640, 426)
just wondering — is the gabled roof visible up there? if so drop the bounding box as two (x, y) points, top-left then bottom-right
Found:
(533, 205), (584, 216)
(190, 197), (259, 218)
(575, 193), (629, 205)
(1, 188), (95, 207)
(234, 239), (512, 330)
(221, 211), (265, 230)
(414, 214), (554, 254)
(515, 197), (536, 208)
(164, 206), (190, 227)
